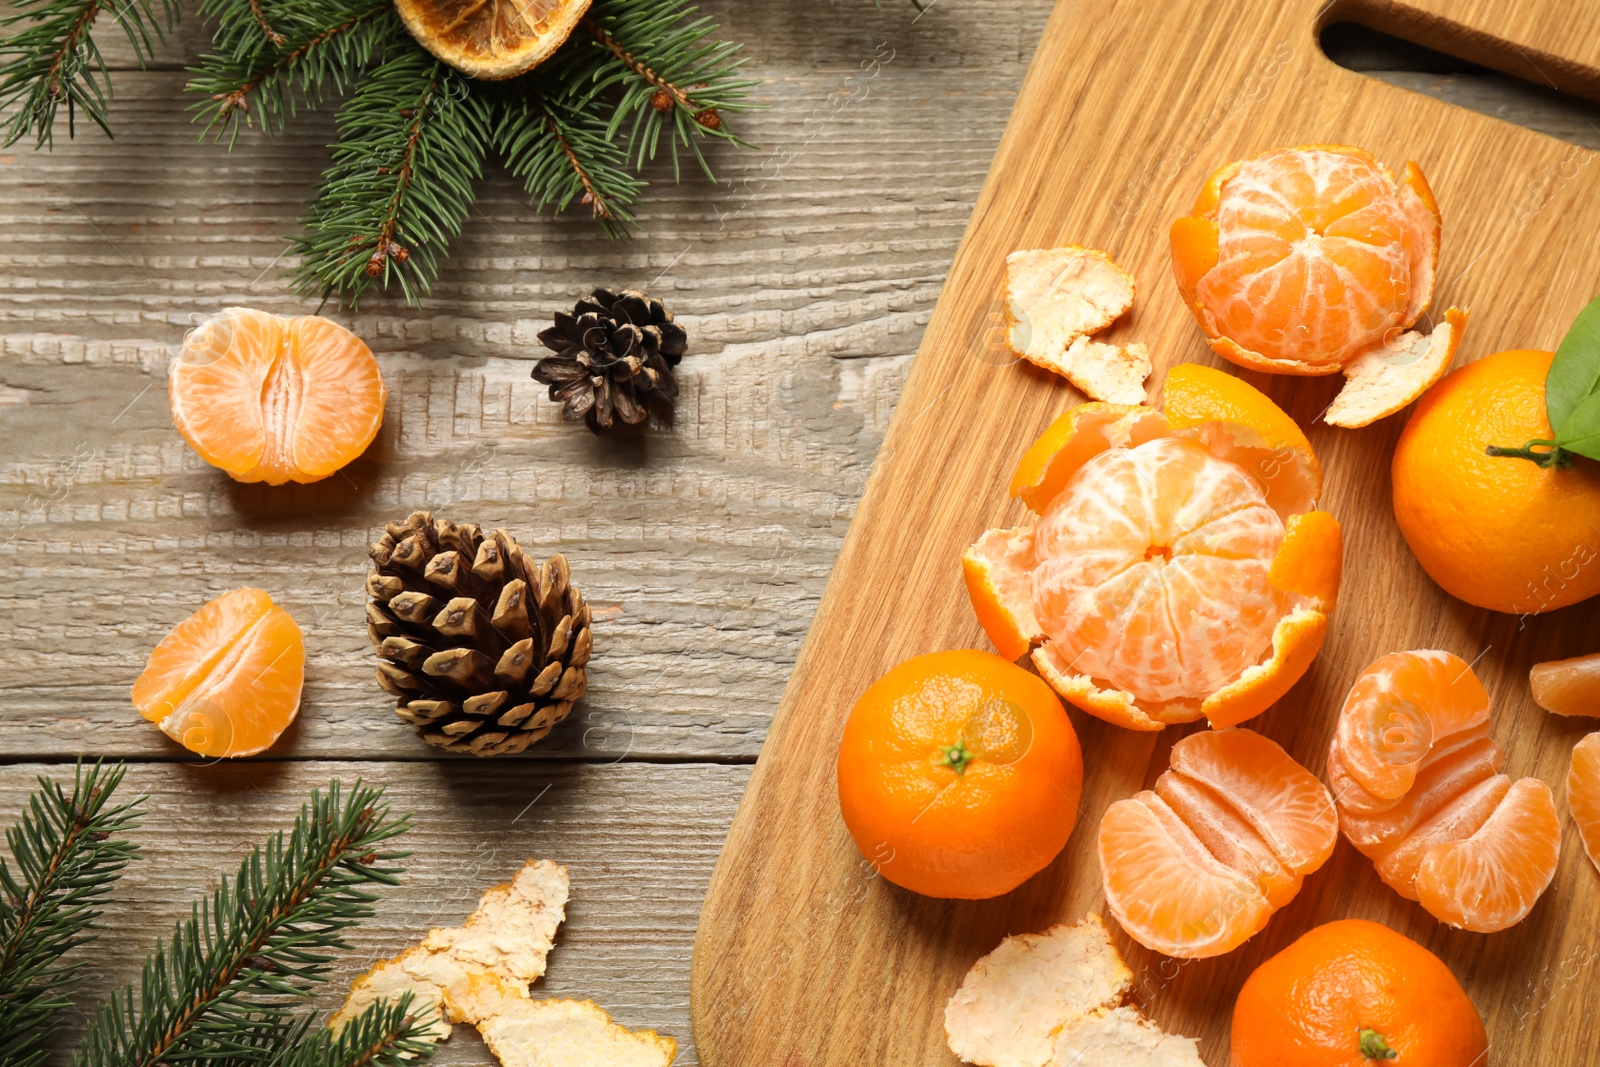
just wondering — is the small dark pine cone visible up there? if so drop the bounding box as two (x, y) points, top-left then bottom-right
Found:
(531, 287), (688, 434)
(365, 511), (592, 756)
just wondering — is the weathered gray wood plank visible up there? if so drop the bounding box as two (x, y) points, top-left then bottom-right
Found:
(0, 9), (1040, 758)
(0, 760), (750, 1066)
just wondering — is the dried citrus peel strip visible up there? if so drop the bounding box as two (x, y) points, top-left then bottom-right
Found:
(944, 914), (1201, 1067)
(1004, 247), (1151, 403)
(331, 858), (570, 1042)
(465, 977), (678, 1067)
(1326, 307), (1468, 428)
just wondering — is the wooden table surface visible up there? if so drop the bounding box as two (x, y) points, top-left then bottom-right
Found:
(1, 3), (1597, 1063)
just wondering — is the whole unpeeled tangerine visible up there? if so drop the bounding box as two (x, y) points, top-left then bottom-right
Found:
(836, 649), (1083, 900)
(1393, 349), (1600, 614)
(1231, 918), (1486, 1067)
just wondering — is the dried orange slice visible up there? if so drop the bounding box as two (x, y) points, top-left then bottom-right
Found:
(1098, 728), (1336, 958)
(170, 308), (386, 485)
(1169, 145), (1466, 428)
(1327, 650), (1560, 932)
(964, 363), (1340, 731)
(396, 0), (591, 81)
(132, 588), (304, 758)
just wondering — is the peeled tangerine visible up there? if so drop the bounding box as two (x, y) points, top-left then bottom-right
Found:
(1098, 728), (1337, 958)
(964, 363), (1341, 731)
(1170, 144), (1466, 428)
(132, 588), (304, 758)
(1327, 650), (1561, 932)
(170, 307), (386, 485)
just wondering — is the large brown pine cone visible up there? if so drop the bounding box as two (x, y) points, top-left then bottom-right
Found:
(531, 287), (687, 433)
(365, 511), (592, 755)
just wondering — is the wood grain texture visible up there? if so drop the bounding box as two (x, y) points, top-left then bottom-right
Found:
(0, 0), (1051, 760)
(692, 2), (1600, 1066)
(0, 760), (749, 1066)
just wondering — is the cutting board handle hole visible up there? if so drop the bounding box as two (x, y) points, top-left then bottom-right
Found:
(1319, 9), (1600, 150)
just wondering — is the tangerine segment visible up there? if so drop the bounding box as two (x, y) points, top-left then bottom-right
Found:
(170, 308), (386, 486)
(133, 588), (304, 758)
(1169, 728), (1337, 873)
(1333, 650), (1490, 802)
(1531, 653), (1600, 716)
(1099, 729), (1334, 958)
(1568, 732), (1600, 874)
(1099, 791), (1273, 959)
(1370, 773), (1510, 900)
(1414, 777), (1560, 933)
(1032, 436), (1284, 704)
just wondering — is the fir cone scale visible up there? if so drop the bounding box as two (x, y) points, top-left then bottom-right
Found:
(366, 511), (592, 755)
(532, 287), (687, 433)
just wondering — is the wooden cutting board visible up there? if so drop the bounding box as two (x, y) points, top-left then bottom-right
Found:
(691, 1), (1600, 1063)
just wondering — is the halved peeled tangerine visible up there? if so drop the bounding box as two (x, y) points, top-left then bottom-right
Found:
(1327, 650), (1560, 932)
(964, 363), (1342, 731)
(170, 307), (387, 485)
(132, 588), (304, 758)
(1099, 728), (1337, 958)
(1169, 144), (1466, 428)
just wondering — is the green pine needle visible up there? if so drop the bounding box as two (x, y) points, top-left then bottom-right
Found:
(287, 47), (490, 308)
(491, 73), (645, 235)
(186, 0), (397, 147)
(0, 0), (758, 304)
(71, 779), (411, 1067)
(0, 761), (142, 1067)
(0, 0), (178, 148)
(573, 0), (761, 179)
(284, 993), (438, 1067)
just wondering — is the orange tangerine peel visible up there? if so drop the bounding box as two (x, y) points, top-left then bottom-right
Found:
(1003, 246), (1152, 404)
(1169, 144), (1465, 427)
(965, 364), (1340, 732)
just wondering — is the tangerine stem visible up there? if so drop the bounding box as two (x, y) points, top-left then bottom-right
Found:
(1358, 1028), (1398, 1060)
(1485, 438), (1574, 468)
(939, 737), (974, 775)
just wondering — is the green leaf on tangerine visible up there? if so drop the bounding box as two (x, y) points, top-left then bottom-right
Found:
(1547, 294), (1600, 442)
(1553, 389), (1600, 462)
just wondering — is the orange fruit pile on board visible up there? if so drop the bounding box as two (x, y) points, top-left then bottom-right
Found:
(170, 307), (387, 485)
(836, 649), (1082, 899)
(1098, 728), (1335, 958)
(132, 588), (305, 758)
(964, 363), (1341, 732)
(1231, 919), (1487, 1067)
(1170, 144), (1465, 428)
(1327, 650), (1560, 932)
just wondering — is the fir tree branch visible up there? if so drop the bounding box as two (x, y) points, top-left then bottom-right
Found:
(288, 47), (490, 308)
(186, 0), (396, 146)
(283, 994), (437, 1067)
(568, 0), (759, 180)
(0, 0), (177, 148)
(491, 75), (643, 233)
(71, 780), (411, 1067)
(0, 761), (142, 1067)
